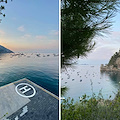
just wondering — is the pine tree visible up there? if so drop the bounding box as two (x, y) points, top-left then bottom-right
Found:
(61, 0), (120, 67)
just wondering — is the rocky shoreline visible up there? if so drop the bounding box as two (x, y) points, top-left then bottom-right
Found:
(100, 64), (120, 71)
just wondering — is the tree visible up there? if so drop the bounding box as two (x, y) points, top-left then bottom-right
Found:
(0, 0), (12, 23)
(61, 0), (120, 67)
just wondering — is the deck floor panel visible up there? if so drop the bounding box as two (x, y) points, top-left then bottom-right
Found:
(0, 83), (30, 119)
(0, 78), (59, 120)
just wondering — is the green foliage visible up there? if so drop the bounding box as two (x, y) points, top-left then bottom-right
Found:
(61, 0), (120, 66)
(62, 92), (120, 120)
(108, 51), (120, 67)
(61, 86), (69, 96)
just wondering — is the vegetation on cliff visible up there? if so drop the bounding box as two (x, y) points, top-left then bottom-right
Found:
(62, 91), (120, 120)
(108, 51), (120, 68)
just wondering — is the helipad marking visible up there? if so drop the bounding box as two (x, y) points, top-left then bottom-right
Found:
(19, 85), (31, 94)
(15, 83), (36, 98)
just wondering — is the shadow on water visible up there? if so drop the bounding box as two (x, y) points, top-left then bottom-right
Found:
(0, 53), (8, 57)
(100, 70), (120, 90)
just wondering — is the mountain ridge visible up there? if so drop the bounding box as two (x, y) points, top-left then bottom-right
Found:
(0, 45), (14, 53)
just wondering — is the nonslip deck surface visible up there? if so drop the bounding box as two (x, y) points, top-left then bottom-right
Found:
(0, 78), (59, 120)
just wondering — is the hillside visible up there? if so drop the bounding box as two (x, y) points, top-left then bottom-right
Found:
(108, 52), (120, 67)
(0, 45), (14, 53)
(101, 50), (120, 71)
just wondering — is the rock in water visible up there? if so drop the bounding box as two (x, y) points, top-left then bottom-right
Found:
(0, 45), (14, 53)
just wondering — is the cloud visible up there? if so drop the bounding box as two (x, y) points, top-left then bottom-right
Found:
(109, 31), (120, 43)
(21, 34), (31, 39)
(86, 47), (115, 60)
(36, 35), (47, 40)
(93, 31), (120, 51)
(47, 39), (58, 48)
(31, 39), (58, 50)
(17, 25), (25, 32)
(0, 30), (5, 36)
(112, 31), (120, 37)
(83, 31), (120, 61)
(49, 30), (59, 36)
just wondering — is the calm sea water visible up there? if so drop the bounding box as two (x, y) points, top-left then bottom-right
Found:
(61, 65), (120, 101)
(0, 53), (59, 96)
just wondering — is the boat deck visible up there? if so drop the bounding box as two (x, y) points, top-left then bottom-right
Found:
(0, 78), (59, 120)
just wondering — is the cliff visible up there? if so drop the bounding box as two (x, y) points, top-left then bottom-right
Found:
(101, 50), (120, 71)
(0, 45), (14, 53)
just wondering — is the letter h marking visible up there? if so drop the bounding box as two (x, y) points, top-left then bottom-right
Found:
(19, 85), (31, 94)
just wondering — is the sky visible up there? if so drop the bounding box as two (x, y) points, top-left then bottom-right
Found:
(78, 12), (120, 65)
(0, 0), (59, 53)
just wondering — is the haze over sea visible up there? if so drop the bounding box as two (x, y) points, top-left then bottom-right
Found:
(61, 63), (120, 101)
(0, 53), (59, 96)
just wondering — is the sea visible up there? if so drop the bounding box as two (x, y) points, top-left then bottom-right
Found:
(0, 53), (59, 96)
(61, 64), (120, 101)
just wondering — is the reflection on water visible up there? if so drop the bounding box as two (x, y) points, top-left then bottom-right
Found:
(100, 71), (120, 91)
(61, 65), (120, 101)
(0, 53), (59, 96)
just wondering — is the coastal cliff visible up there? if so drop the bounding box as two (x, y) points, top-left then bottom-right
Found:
(101, 50), (120, 71)
(0, 45), (13, 53)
